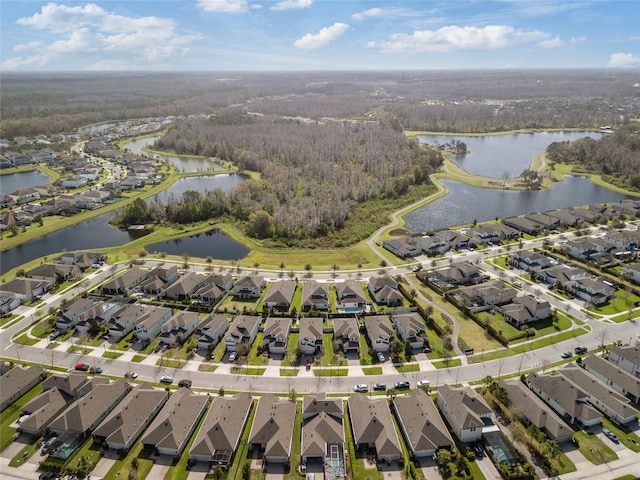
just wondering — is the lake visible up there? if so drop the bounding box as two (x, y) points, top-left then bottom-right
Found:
(148, 173), (248, 204)
(418, 131), (602, 178)
(123, 136), (224, 172)
(146, 229), (249, 260)
(0, 171), (51, 195)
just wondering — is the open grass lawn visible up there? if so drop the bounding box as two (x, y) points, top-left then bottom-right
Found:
(590, 290), (640, 316)
(283, 332), (300, 366)
(230, 366), (265, 375)
(14, 334), (39, 346)
(103, 443), (154, 480)
(424, 327), (446, 359)
(432, 358), (463, 369)
(362, 366), (382, 375)
(102, 350), (122, 359)
(456, 315), (503, 352)
(9, 436), (40, 468)
(131, 354), (145, 363)
(314, 367), (348, 377)
(248, 333), (269, 366)
(601, 417), (640, 453)
(280, 368), (299, 376)
(611, 308), (640, 323)
(573, 431), (618, 464)
(320, 333), (345, 366)
(358, 334), (374, 365)
(395, 363), (420, 373)
(65, 437), (102, 474)
(218, 295), (258, 313)
(209, 339), (227, 363)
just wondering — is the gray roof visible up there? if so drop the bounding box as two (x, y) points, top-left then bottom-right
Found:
(301, 280), (329, 308)
(438, 385), (492, 430)
(335, 279), (366, 303)
(102, 267), (147, 292)
(332, 317), (359, 339)
(142, 388), (209, 452)
(363, 315), (394, 339)
(368, 275), (398, 292)
(393, 389), (454, 453)
(0, 365), (45, 410)
(299, 317), (323, 342)
(393, 313), (425, 336)
(582, 355), (640, 400)
(610, 346), (640, 368)
(263, 316), (292, 339)
(348, 393), (402, 459)
(264, 280), (296, 306)
(163, 272), (203, 297)
(226, 315), (260, 342)
(248, 393), (296, 459)
(19, 387), (70, 434)
(190, 392), (253, 460)
(302, 394), (344, 458)
(197, 314), (229, 335)
(41, 372), (101, 397)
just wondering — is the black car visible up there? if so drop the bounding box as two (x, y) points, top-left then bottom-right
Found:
(373, 383), (387, 391)
(574, 346), (588, 355)
(473, 444), (484, 458)
(394, 381), (410, 390)
(178, 379), (192, 388)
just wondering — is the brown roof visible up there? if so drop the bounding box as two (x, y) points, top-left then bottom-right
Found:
(348, 393), (402, 459)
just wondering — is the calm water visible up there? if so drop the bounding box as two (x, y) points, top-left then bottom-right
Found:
(0, 171), (51, 195)
(123, 136), (224, 172)
(146, 229), (249, 260)
(148, 174), (248, 204)
(404, 176), (630, 233)
(418, 131), (602, 178)
(79, 122), (116, 135)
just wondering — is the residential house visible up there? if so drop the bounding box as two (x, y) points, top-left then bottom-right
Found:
(436, 385), (493, 443)
(232, 274), (265, 299)
(134, 306), (173, 342)
(383, 236), (422, 259)
(301, 280), (329, 311)
(163, 272), (204, 300)
(141, 388), (209, 457)
(603, 231), (640, 252)
(262, 316), (292, 355)
(526, 372), (601, 428)
(107, 304), (148, 339)
(159, 310), (198, 346)
(248, 393), (296, 464)
(393, 313), (429, 350)
(0, 277), (51, 301)
(56, 297), (97, 331)
(421, 234), (449, 256)
(93, 383), (168, 450)
(301, 393), (344, 464)
(545, 209), (583, 228)
(189, 393), (253, 465)
(435, 229), (471, 250)
(503, 216), (543, 236)
(566, 277), (615, 306)
(499, 295), (551, 328)
(62, 176), (89, 189)
(0, 365), (46, 412)
(535, 264), (588, 287)
(393, 389), (455, 457)
(452, 281), (517, 310)
(332, 316), (360, 354)
(582, 355), (640, 404)
(102, 267), (148, 295)
(139, 265), (179, 295)
(608, 346), (640, 378)
(192, 273), (234, 304)
(25, 263), (81, 284)
(298, 317), (323, 355)
(48, 380), (131, 459)
(559, 364), (638, 424)
(429, 261), (481, 288)
(335, 280), (367, 312)
(510, 251), (554, 272)
(467, 224), (520, 245)
(622, 264), (640, 285)
(224, 315), (261, 353)
(348, 393), (402, 463)
(525, 213), (562, 231)
(263, 280), (297, 310)
(364, 315), (395, 353)
(196, 314), (230, 351)
(18, 387), (71, 436)
(9, 188), (41, 204)
(41, 372), (97, 399)
(367, 275), (404, 306)
(0, 292), (21, 314)
(499, 379), (573, 443)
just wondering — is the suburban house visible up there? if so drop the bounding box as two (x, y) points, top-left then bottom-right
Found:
(139, 265), (179, 295)
(510, 251), (554, 272)
(189, 393), (253, 466)
(18, 387), (71, 436)
(40, 372), (97, 399)
(196, 314), (230, 351)
(436, 385), (493, 443)
(421, 234), (450, 256)
(263, 280), (297, 310)
(55, 251), (105, 270)
(48, 380), (131, 459)
(231, 274), (266, 299)
(367, 275), (404, 306)
(56, 298), (95, 330)
(0, 365), (46, 412)
(608, 345), (640, 378)
(301, 393), (344, 464)
(582, 355), (640, 405)
(192, 273), (234, 304)
(224, 315), (261, 353)
(383, 236), (422, 259)
(363, 315), (395, 353)
(0, 277), (52, 301)
(622, 263), (640, 285)
(452, 281), (517, 310)
(393, 313), (429, 350)
(298, 317), (324, 355)
(546, 208), (583, 228)
(535, 264), (588, 287)
(348, 393), (402, 463)
(499, 295), (551, 328)
(134, 306), (173, 342)
(141, 388), (209, 457)
(301, 280), (329, 311)
(526, 372), (601, 428)
(559, 364), (638, 425)
(503, 216), (543, 236)
(392, 388), (455, 457)
(429, 262), (481, 289)
(107, 304), (148, 339)
(565, 277), (615, 306)
(332, 316), (360, 354)
(163, 272), (204, 300)
(499, 379), (573, 443)
(335, 280), (367, 312)
(25, 263), (81, 284)
(248, 393), (296, 464)
(262, 316), (293, 355)
(525, 213), (562, 231)
(102, 267), (148, 296)
(467, 224), (520, 245)
(158, 310), (199, 346)
(0, 291), (21, 314)
(92, 383), (168, 451)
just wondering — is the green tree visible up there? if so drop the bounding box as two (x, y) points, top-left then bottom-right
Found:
(248, 209), (274, 239)
(404, 340), (413, 361)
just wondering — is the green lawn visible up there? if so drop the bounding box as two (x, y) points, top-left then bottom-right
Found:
(395, 364), (420, 373)
(314, 367), (348, 377)
(280, 368), (299, 376)
(601, 417), (640, 453)
(589, 290), (640, 316)
(103, 441), (154, 480)
(230, 366), (265, 375)
(432, 358), (463, 369)
(0, 383), (43, 452)
(362, 366), (382, 375)
(283, 332), (300, 366)
(573, 431), (618, 464)
(247, 333), (269, 366)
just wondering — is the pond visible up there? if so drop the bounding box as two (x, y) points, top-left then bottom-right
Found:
(146, 229), (249, 261)
(79, 122), (116, 135)
(123, 136), (224, 173)
(0, 170), (51, 195)
(148, 173), (248, 204)
(418, 131), (602, 178)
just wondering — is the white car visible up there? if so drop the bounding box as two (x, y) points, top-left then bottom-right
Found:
(354, 384), (368, 393)
(228, 352), (237, 362)
(159, 375), (173, 384)
(416, 380), (430, 388)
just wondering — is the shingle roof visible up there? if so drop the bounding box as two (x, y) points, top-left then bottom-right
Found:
(248, 393), (296, 459)
(299, 317), (323, 342)
(438, 385), (491, 430)
(19, 387), (70, 434)
(0, 365), (45, 410)
(348, 393), (401, 459)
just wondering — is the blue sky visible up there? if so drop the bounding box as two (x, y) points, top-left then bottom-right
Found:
(1, 0), (639, 71)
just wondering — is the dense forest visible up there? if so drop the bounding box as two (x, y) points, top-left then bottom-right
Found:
(121, 115), (442, 244)
(545, 125), (640, 191)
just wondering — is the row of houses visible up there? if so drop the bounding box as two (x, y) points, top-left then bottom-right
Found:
(383, 200), (640, 260)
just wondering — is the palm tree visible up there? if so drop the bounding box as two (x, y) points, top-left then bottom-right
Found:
(304, 263), (312, 278)
(182, 252), (190, 269)
(206, 256), (213, 271)
(279, 262), (285, 277)
(357, 263), (363, 276)
(332, 263), (339, 278)
(253, 262), (260, 274)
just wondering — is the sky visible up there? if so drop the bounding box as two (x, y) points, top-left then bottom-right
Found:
(1, 0), (639, 71)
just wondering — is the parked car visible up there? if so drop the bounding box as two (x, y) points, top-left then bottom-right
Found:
(513, 281), (523, 288)
(49, 330), (62, 341)
(377, 352), (385, 362)
(473, 444), (484, 458)
(416, 380), (430, 388)
(74, 363), (90, 371)
(89, 366), (103, 374)
(159, 375), (173, 384)
(124, 372), (138, 379)
(561, 351), (572, 359)
(412, 264), (422, 272)
(178, 379), (192, 388)
(574, 346), (588, 355)
(306, 359), (312, 370)
(603, 429), (619, 444)
(373, 383), (387, 391)
(354, 384), (369, 393)
(228, 352), (237, 362)
(394, 381), (410, 390)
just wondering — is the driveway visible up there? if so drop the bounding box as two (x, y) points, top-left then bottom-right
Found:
(377, 460), (403, 480)
(475, 454), (501, 480)
(417, 457), (441, 480)
(146, 454), (174, 479)
(265, 462), (285, 480)
(91, 448), (119, 479)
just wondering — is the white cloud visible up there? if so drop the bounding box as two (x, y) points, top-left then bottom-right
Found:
(196, 0), (249, 13)
(294, 22), (349, 50)
(271, 0), (312, 11)
(366, 25), (549, 53)
(352, 7), (418, 20)
(539, 36), (565, 48)
(609, 52), (640, 67)
(570, 36), (586, 44)
(5, 2), (199, 70)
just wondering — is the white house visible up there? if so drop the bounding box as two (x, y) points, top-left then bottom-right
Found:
(436, 385), (493, 443)
(196, 314), (230, 351)
(224, 315), (260, 353)
(363, 315), (394, 353)
(134, 306), (173, 342)
(158, 311), (198, 346)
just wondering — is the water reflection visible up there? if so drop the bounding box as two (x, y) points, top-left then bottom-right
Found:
(123, 136), (224, 172)
(146, 229), (248, 260)
(0, 171), (51, 194)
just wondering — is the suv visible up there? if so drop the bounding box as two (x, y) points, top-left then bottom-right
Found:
(416, 380), (430, 388)
(49, 330), (62, 341)
(394, 381), (410, 390)
(159, 375), (173, 384)
(178, 379), (192, 388)
(603, 429), (619, 444)
(373, 383), (387, 391)
(574, 346), (588, 355)
(354, 384), (369, 393)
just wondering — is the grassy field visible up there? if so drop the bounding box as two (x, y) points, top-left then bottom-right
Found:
(573, 431), (618, 464)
